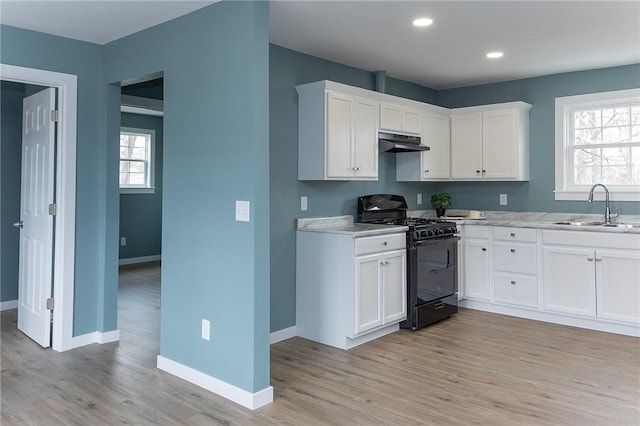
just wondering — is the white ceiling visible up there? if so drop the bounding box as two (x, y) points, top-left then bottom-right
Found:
(1, 1), (638, 89)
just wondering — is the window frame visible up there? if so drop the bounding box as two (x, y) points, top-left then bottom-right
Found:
(554, 88), (640, 202)
(119, 126), (156, 194)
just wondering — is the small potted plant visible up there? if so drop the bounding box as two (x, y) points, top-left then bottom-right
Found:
(430, 192), (452, 218)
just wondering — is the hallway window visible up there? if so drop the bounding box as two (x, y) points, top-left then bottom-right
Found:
(120, 127), (155, 194)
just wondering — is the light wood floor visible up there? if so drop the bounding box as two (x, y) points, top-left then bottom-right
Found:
(2, 262), (639, 425)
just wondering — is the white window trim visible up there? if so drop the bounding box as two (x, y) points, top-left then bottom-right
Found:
(554, 88), (640, 202)
(119, 126), (156, 194)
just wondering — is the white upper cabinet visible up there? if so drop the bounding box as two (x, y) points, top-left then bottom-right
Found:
(297, 81), (379, 180)
(396, 109), (451, 181)
(380, 102), (422, 134)
(450, 102), (532, 181)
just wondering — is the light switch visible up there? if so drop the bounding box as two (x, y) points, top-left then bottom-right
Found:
(500, 194), (508, 206)
(301, 196), (308, 211)
(201, 319), (210, 341)
(235, 200), (250, 222)
(417, 193), (422, 205)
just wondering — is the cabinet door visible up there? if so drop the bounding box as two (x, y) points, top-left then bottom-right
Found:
(352, 97), (378, 178)
(382, 249), (407, 324)
(421, 111), (451, 179)
(483, 109), (518, 179)
(463, 239), (490, 300)
(325, 92), (354, 178)
(451, 113), (482, 179)
(457, 230), (465, 299)
(380, 103), (421, 134)
(543, 246), (596, 317)
(355, 254), (383, 334)
(596, 249), (640, 323)
(402, 107), (422, 134)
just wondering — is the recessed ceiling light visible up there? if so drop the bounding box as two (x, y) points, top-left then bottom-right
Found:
(412, 18), (434, 27)
(486, 51), (504, 59)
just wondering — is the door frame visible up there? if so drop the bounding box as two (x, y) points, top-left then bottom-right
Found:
(0, 63), (77, 352)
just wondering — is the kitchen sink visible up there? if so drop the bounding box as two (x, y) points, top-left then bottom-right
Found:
(553, 221), (640, 228)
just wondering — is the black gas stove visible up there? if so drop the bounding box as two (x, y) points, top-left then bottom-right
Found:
(357, 194), (459, 330)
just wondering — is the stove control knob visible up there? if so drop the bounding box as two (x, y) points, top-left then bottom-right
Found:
(426, 229), (434, 237)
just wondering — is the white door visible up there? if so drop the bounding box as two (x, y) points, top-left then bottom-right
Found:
(421, 111), (451, 180)
(596, 249), (640, 323)
(463, 239), (490, 300)
(483, 108), (517, 179)
(352, 96), (378, 178)
(451, 113), (482, 179)
(325, 91), (354, 178)
(17, 88), (56, 347)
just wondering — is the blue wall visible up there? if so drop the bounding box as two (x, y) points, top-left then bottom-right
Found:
(119, 113), (163, 260)
(268, 44), (640, 333)
(0, 81), (23, 302)
(103, 1), (270, 393)
(437, 64), (640, 215)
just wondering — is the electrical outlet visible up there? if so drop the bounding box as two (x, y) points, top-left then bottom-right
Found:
(301, 196), (308, 211)
(417, 193), (422, 205)
(120, 237), (126, 246)
(500, 194), (508, 206)
(235, 200), (250, 222)
(201, 319), (210, 341)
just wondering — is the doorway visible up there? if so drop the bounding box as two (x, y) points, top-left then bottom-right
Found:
(0, 64), (77, 352)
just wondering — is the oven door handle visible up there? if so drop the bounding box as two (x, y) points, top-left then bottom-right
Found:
(415, 236), (460, 246)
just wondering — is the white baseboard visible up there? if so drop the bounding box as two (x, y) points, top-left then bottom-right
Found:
(119, 255), (161, 265)
(156, 355), (273, 410)
(270, 326), (297, 344)
(460, 299), (640, 337)
(71, 329), (121, 348)
(0, 300), (18, 311)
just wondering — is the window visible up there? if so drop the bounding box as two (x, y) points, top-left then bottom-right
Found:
(555, 88), (640, 201)
(120, 127), (155, 194)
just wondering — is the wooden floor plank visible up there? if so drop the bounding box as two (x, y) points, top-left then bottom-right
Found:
(2, 261), (639, 425)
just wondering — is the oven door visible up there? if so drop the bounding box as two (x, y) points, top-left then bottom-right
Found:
(414, 236), (459, 304)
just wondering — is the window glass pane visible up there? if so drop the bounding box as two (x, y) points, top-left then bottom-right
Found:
(602, 107), (630, 126)
(602, 166), (629, 184)
(129, 161), (145, 173)
(603, 126), (630, 144)
(574, 166), (601, 185)
(632, 147), (640, 183)
(574, 109), (600, 128)
(631, 125), (640, 143)
(632, 106), (640, 125)
(602, 146), (629, 166)
(574, 147), (601, 167)
(128, 173), (145, 185)
(574, 128), (601, 145)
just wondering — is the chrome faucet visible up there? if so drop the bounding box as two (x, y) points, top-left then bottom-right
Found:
(588, 184), (615, 224)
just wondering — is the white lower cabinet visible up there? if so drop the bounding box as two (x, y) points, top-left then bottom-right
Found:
(462, 226), (490, 301)
(543, 246), (597, 316)
(492, 227), (538, 308)
(297, 230), (407, 350)
(355, 249), (406, 334)
(461, 226), (639, 336)
(597, 249), (640, 323)
(542, 230), (640, 326)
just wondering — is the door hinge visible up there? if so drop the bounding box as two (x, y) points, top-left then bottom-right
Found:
(51, 110), (59, 122)
(48, 203), (57, 216)
(46, 297), (54, 310)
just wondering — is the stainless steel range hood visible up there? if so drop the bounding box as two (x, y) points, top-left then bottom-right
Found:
(378, 131), (430, 153)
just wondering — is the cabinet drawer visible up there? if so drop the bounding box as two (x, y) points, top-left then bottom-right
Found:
(493, 227), (537, 242)
(493, 242), (537, 274)
(464, 225), (489, 239)
(355, 234), (405, 256)
(494, 273), (538, 308)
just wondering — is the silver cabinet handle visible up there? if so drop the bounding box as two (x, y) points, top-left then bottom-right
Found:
(510, 233), (516, 237)
(510, 280), (516, 285)
(13, 220), (23, 229)
(510, 248), (516, 253)
(481, 248), (487, 252)
(424, 170), (429, 173)
(352, 167), (360, 171)
(587, 257), (594, 261)
(595, 258), (602, 262)
(382, 241), (387, 246)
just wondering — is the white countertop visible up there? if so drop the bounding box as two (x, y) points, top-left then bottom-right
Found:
(296, 215), (408, 237)
(409, 210), (640, 234)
